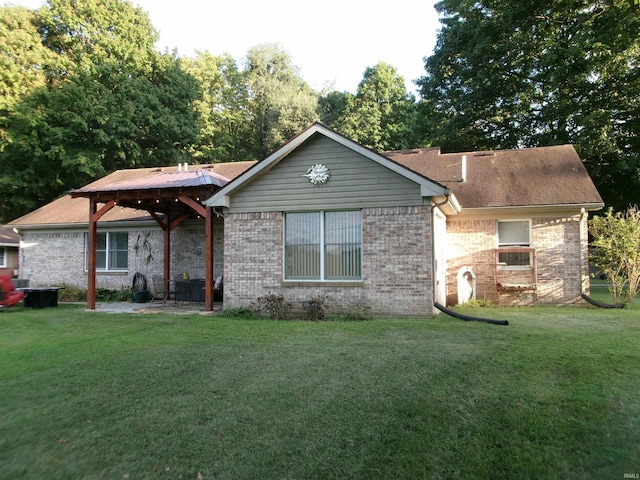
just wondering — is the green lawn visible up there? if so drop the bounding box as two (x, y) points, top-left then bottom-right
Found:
(1, 297), (639, 479)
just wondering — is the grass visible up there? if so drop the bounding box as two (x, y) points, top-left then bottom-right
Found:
(1, 293), (639, 479)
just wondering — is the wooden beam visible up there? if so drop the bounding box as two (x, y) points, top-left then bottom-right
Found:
(92, 200), (116, 222)
(169, 214), (190, 231)
(177, 195), (206, 217)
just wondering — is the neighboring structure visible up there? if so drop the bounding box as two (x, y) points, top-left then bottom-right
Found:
(9, 124), (604, 316)
(0, 225), (20, 277)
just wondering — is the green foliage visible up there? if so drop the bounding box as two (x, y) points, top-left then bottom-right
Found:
(181, 52), (254, 163)
(335, 62), (419, 151)
(220, 306), (255, 318)
(245, 43), (319, 158)
(461, 297), (494, 308)
(418, 0), (640, 211)
(0, 0), (200, 222)
(589, 206), (640, 303)
(250, 292), (292, 320)
(57, 283), (87, 302)
(339, 302), (372, 321)
(96, 287), (131, 302)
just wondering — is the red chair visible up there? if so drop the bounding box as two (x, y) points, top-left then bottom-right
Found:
(0, 275), (25, 311)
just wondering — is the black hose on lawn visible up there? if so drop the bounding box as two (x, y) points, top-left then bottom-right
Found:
(434, 302), (509, 326)
(581, 293), (623, 309)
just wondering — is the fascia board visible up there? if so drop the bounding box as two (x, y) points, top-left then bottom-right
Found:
(456, 202), (604, 220)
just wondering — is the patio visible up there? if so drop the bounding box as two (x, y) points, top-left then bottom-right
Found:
(89, 300), (224, 315)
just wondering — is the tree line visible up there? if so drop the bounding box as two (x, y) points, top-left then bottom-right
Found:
(1, 0), (637, 223)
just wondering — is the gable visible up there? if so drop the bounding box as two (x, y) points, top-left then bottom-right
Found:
(227, 135), (427, 213)
(205, 124), (449, 213)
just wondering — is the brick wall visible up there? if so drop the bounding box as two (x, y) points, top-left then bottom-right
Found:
(19, 219), (223, 292)
(223, 206), (434, 317)
(446, 214), (588, 306)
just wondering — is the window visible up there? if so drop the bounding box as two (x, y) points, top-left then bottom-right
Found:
(497, 220), (531, 267)
(285, 211), (362, 280)
(0, 247), (6, 268)
(85, 232), (128, 271)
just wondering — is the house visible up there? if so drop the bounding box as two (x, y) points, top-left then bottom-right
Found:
(8, 124), (603, 316)
(0, 225), (20, 278)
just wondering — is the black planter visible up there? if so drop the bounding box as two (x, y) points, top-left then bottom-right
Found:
(133, 290), (151, 303)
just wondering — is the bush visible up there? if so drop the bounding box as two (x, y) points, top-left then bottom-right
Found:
(221, 307), (255, 318)
(250, 293), (292, 320)
(58, 284), (87, 302)
(339, 303), (372, 322)
(462, 298), (493, 308)
(304, 294), (329, 321)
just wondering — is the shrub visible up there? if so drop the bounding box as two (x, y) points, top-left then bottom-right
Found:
(340, 303), (372, 322)
(251, 293), (292, 320)
(58, 284), (87, 302)
(462, 297), (493, 308)
(221, 307), (255, 318)
(304, 294), (329, 321)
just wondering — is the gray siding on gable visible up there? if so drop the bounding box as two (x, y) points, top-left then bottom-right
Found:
(228, 135), (424, 213)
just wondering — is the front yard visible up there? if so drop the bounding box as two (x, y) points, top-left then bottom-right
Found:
(1, 298), (638, 479)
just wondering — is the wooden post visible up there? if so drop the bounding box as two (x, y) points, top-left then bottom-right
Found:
(204, 206), (214, 311)
(87, 199), (97, 310)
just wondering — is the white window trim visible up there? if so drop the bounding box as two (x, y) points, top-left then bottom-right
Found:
(84, 232), (129, 272)
(0, 247), (6, 268)
(496, 219), (533, 271)
(283, 210), (363, 282)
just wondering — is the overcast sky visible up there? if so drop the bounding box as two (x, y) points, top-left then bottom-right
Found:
(4, 0), (442, 95)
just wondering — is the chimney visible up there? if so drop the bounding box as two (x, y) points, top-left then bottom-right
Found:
(461, 155), (467, 183)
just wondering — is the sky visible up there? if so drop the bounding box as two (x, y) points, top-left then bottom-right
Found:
(4, 0), (442, 95)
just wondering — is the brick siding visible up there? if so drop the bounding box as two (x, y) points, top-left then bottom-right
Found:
(223, 206), (435, 317)
(446, 214), (589, 306)
(19, 220), (223, 293)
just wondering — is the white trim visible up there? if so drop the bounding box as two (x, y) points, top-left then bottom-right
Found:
(457, 203), (603, 219)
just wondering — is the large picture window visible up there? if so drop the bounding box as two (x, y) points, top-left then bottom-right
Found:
(497, 220), (531, 267)
(85, 232), (128, 271)
(285, 211), (362, 280)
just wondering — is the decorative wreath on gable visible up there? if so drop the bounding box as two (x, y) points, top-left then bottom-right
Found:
(303, 164), (330, 185)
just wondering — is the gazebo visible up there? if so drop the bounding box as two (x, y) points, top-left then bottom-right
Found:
(71, 167), (229, 311)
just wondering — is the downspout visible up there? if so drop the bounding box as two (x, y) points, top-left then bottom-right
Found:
(431, 189), (451, 311)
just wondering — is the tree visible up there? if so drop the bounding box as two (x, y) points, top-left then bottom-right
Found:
(0, 0), (200, 222)
(317, 89), (351, 128)
(335, 62), (418, 151)
(590, 206), (640, 304)
(418, 0), (640, 211)
(181, 51), (254, 162)
(245, 43), (319, 158)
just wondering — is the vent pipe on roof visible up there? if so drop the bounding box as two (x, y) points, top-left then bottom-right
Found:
(184, 162), (188, 172)
(178, 163), (182, 172)
(461, 155), (467, 183)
